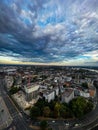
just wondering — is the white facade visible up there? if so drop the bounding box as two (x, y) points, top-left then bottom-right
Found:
(43, 90), (55, 102)
(4, 68), (16, 72)
(24, 84), (39, 93)
(80, 91), (90, 98)
(53, 87), (59, 96)
(39, 85), (47, 89)
(61, 89), (74, 103)
(66, 77), (72, 82)
(5, 76), (14, 90)
(24, 84), (39, 101)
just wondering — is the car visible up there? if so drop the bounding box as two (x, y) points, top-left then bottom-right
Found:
(64, 121), (69, 126)
(73, 123), (81, 127)
(65, 122), (69, 126)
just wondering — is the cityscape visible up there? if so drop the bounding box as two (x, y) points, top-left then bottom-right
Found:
(0, 0), (98, 130)
(0, 65), (98, 130)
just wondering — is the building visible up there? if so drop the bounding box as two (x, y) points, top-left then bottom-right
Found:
(89, 87), (96, 98)
(74, 89), (80, 96)
(80, 91), (90, 98)
(61, 89), (74, 103)
(53, 87), (59, 96)
(5, 76), (14, 90)
(43, 90), (55, 102)
(24, 84), (39, 101)
(65, 77), (72, 82)
(63, 82), (71, 87)
(4, 68), (16, 75)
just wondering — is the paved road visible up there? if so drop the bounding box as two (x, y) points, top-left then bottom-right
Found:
(0, 78), (32, 130)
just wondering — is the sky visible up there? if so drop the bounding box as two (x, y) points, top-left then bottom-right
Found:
(0, 0), (98, 66)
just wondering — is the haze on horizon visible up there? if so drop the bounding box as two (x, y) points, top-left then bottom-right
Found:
(0, 0), (98, 66)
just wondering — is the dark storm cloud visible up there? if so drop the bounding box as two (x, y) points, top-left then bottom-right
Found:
(0, 0), (98, 65)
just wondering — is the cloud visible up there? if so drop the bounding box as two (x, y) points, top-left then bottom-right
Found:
(0, 0), (98, 65)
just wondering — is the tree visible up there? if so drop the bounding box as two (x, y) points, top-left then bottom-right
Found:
(35, 99), (46, 115)
(69, 97), (87, 118)
(60, 104), (73, 118)
(48, 128), (52, 130)
(69, 97), (93, 118)
(59, 104), (67, 118)
(84, 101), (93, 114)
(30, 106), (40, 119)
(54, 102), (61, 118)
(48, 100), (56, 111)
(43, 106), (51, 117)
(82, 82), (88, 89)
(9, 86), (19, 94)
(40, 120), (48, 130)
(93, 80), (98, 88)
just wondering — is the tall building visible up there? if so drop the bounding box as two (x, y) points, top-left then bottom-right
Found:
(24, 84), (39, 101)
(61, 89), (74, 103)
(43, 90), (55, 102)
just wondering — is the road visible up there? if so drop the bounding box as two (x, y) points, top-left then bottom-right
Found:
(0, 78), (32, 130)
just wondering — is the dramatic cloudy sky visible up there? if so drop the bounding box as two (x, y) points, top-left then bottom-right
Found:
(0, 0), (98, 66)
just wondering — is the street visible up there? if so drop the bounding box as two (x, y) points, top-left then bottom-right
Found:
(0, 78), (32, 130)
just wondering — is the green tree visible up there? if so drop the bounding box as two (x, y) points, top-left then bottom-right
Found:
(49, 100), (56, 111)
(30, 106), (40, 119)
(43, 106), (51, 117)
(69, 97), (87, 118)
(35, 99), (46, 115)
(40, 120), (48, 130)
(48, 128), (52, 130)
(9, 87), (19, 94)
(82, 82), (88, 89)
(59, 104), (67, 118)
(54, 102), (61, 118)
(60, 104), (73, 118)
(84, 101), (93, 114)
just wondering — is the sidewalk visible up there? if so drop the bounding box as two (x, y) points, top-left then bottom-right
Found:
(0, 96), (13, 130)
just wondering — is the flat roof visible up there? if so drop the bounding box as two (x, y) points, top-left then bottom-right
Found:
(62, 89), (73, 97)
(24, 84), (39, 93)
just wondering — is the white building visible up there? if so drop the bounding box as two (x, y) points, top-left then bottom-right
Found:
(61, 89), (74, 103)
(80, 91), (90, 98)
(4, 68), (16, 75)
(5, 76), (14, 90)
(24, 84), (39, 101)
(39, 85), (47, 89)
(65, 77), (72, 82)
(53, 87), (59, 96)
(43, 90), (55, 102)
(13, 91), (31, 110)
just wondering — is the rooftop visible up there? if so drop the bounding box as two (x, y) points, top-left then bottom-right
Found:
(24, 84), (39, 93)
(62, 89), (73, 97)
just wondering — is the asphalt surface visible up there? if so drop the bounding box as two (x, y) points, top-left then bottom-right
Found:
(0, 78), (32, 130)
